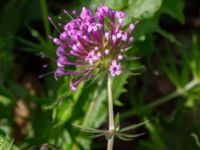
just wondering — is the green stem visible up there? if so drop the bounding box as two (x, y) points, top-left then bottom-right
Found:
(121, 79), (200, 119)
(184, 79), (200, 91)
(40, 0), (50, 39)
(107, 76), (114, 150)
(148, 79), (200, 108)
(146, 90), (179, 108)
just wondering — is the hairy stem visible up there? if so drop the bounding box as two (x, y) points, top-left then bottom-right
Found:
(107, 76), (114, 150)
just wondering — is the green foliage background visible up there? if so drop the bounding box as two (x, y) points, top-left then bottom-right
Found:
(0, 0), (200, 149)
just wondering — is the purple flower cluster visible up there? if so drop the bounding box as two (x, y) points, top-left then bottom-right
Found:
(50, 6), (136, 91)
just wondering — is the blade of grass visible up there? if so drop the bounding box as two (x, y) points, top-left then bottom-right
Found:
(40, 0), (50, 39)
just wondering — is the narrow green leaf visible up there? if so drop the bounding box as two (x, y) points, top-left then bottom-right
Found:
(114, 113), (120, 129)
(144, 120), (167, 150)
(120, 120), (148, 132)
(158, 29), (182, 46)
(191, 133), (200, 149)
(0, 136), (19, 150)
(117, 135), (133, 141)
(117, 132), (145, 138)
(88, 133), (105, 139)
(72, 124), (103, 134)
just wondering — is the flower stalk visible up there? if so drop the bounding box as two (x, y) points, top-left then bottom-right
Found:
(49, 5), (140, 149)
(107, 75), (114, 150)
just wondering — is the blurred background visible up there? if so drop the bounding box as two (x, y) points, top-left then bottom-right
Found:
(0, 0), (200, 149)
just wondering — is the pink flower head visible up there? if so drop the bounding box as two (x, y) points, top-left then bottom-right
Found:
(110, 60), (121, 76)
(49, 5), (137, 91)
